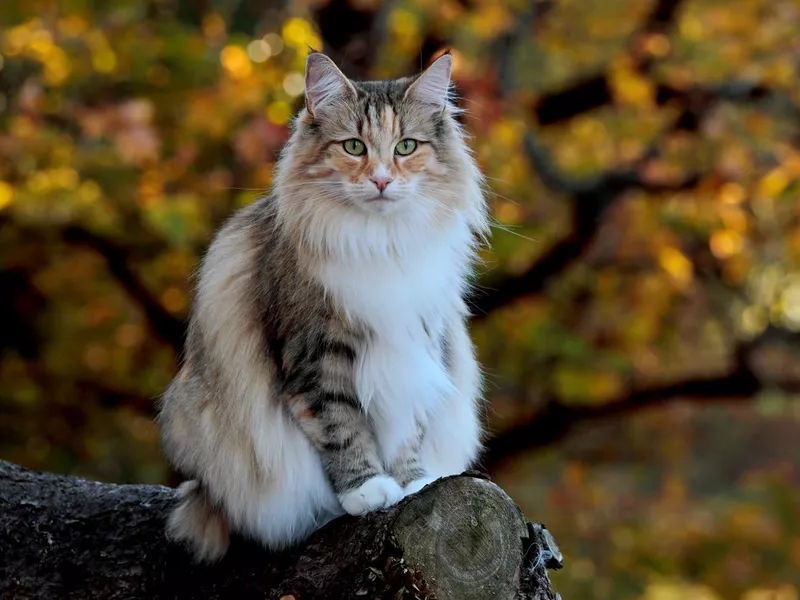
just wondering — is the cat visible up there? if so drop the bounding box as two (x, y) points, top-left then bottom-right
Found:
(157, 51), (489, 562)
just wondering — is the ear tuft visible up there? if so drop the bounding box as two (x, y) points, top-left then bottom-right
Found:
(304, 52), (354, 117)
(405, 53), (452, 109)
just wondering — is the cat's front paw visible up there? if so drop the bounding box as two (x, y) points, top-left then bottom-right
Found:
(402, 476), (438, 498)
(338, 475), (404, 516)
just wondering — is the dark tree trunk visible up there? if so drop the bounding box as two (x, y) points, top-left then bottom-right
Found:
(0, 462), (562, 599)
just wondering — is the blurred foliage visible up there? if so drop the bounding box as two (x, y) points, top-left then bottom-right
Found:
(1, 0), (800, 597)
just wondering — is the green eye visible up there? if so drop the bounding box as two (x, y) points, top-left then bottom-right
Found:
(395, 139), (418, 156)
(343, 139), (366, 156)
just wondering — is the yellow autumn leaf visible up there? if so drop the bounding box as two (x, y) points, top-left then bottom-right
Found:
(494, 201), (523, 225)
(266, 101), (292, 125)
(552, 366), (623, 404)
(710, 229), (743, 259)
(763, 59), (795, 87)
(658, 247), (693, 287)
(78, 181), (102, 204)
(718, 182), (745, 204)
(389, 9), (419, 38)
(220, 45), (252, 79)
(492, 119), (523, 148)
(610, 59), (654, 108)
(758, 167), (790, 197)
(282, 18), (321, 51)
(92, 48), (117, 73)
(720, 207), (748, 232)
(0, 181), (13, 210)
(589, 371), (624, 402)
(472, 4), (512, 39)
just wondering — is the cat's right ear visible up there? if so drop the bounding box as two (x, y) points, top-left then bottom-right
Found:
(304, 52), (355, 119)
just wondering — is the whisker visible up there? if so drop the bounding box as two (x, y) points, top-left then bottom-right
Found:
(488, 220), (536, 242)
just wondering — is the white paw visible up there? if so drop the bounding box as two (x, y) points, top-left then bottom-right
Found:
(402, 476), (438, 498)
(338, 475), (404, 516)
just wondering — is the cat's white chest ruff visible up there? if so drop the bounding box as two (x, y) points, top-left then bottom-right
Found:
(317, 239), (465, 462)
(352, 296), (455, 464)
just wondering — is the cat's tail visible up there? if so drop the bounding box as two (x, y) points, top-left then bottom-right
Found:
(167, 480), (230, 563)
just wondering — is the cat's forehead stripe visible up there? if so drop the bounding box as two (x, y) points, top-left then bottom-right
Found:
(355, 96), (400, 143)
(367, 102), (379, 127)
(381, 106), (397, 136)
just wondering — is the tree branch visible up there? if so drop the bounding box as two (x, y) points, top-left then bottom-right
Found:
(0, 215), (186, 355)
(481, 325), (800, 470)
(533, 0), (800, 129)
(471, 91), (701, 320)
(60, 225), (185, 353)
(469, 165), (699, 319)
(471, 79), (773, 322)
(533, 0), (686, 124)
(0, 463), (562, 600)
(468, 0), (715, 321)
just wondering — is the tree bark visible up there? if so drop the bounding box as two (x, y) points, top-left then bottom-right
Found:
(0, 462), (562, 600)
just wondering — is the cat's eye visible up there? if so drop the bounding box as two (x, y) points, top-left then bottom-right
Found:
(343, 139), (366, 156)
(395, 139), (418, 156)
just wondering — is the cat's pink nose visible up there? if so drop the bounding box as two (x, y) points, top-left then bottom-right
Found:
(370, 176), (393, 192)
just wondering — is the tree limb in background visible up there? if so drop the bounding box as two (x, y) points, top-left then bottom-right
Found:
(481, 325), (800, 470)
(0, 268), (46, 359)
(469, 0), (702, 320)
(533, 0), (687, 124)
(469, 0), (800, 322)
(61, 225), (186, 353)
(532, 0), (800, 127)
(0, 215), (185, 355)
(468, 164), (700, 320)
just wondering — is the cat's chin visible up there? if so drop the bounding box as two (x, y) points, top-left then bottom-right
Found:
(360, 196), (401, 213)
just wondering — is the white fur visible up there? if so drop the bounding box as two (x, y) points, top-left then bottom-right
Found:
(419, 310), (483, 476)
(338, 475), (404, 515)
(403, 475), (437, 497)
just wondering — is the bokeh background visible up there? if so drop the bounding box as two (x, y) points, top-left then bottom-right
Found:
(2, 0), (800, 597)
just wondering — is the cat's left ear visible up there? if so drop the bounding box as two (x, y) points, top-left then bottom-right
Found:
(304, 52), (356, 118)
(405, 53), (452, 109)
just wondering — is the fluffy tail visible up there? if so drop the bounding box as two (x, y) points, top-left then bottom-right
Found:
(167, 480), (230, 563)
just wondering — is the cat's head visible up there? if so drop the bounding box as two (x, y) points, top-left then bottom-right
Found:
(273, 52), (487, 260)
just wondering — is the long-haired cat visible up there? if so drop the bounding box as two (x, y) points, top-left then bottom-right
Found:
(158, 51), (489, 562)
